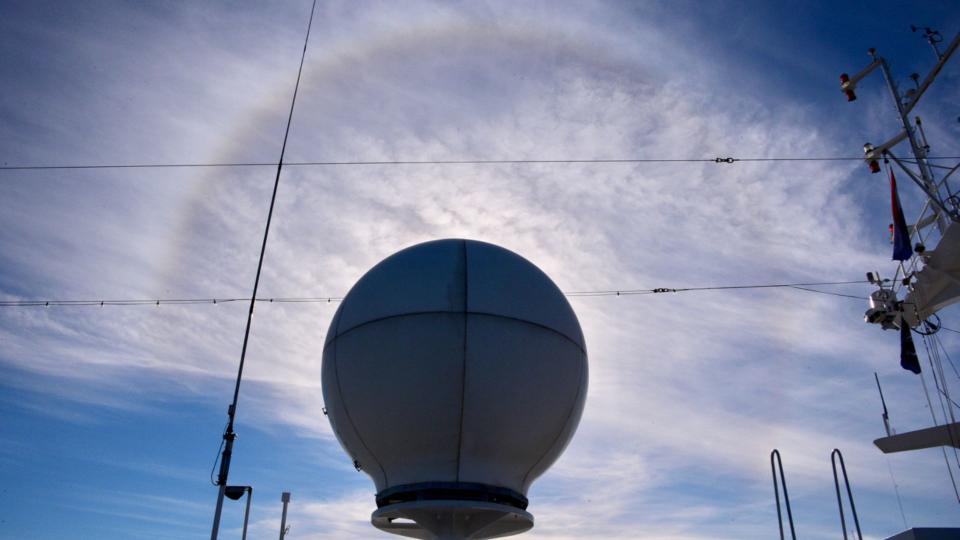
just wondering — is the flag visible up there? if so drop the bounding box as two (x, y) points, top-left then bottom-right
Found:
(900, 318), (921, 374)
(890, 170), (913, 261)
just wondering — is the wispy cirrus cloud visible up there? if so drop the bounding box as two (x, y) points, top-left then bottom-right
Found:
(2, 1), (959, 539)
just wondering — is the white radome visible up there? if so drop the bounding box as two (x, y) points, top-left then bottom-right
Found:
(322, 239), (587, 539)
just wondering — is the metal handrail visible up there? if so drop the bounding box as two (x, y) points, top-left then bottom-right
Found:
(831, 449), (863, 540)
(771, 449), (798, 540)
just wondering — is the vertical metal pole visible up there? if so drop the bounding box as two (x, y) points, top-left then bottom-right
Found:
(279, 492), (291, 540)
(211, 484), (227, 540)
(915, 118), (957, 199)
(209, 1), (318, 537)
(242, 488), (253, 540)
(211, 430), (236, 540)
(872, 50), (948, 233)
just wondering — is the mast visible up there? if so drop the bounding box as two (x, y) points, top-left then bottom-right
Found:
(841, 33), (960, 230)
(842, 29), (960, 517)
(841, 29), (960, 329)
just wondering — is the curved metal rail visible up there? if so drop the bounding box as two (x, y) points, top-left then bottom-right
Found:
(831, 449), (863, 540)
(771, 449), (798, 540)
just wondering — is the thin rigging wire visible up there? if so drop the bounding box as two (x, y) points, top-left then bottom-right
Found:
(930, 335), (960, 422)
(884, 456), (910, 530)
(786, 285), (865, 300)
(934, 333), (960, 381)
(3, 156), (960, 172)
(919, 333), (960, 503)
(927, 336), (960, 411)
(0, 297), (339, 306)
(926, 337), (960, 495)
(919, 369), (960, 502)
(908, 271), (960, 503)
(645, 279), (867, 291)
(0, 280), (870, 307)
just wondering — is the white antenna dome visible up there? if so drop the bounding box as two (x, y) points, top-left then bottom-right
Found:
(322, 239), (587, 539)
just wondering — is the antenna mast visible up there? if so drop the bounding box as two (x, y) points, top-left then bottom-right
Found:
(842, 28), (960, 330)
(841, 31), (960, 232)
(208, 2), (318, 538)
(845, 30), (960, 513)
(875, 372), (891, 437)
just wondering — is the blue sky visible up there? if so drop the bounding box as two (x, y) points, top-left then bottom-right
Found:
(2, 1), (960, 539)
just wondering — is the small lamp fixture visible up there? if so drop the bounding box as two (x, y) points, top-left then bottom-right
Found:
(224, 486), (250, 500)
(224, 486), (253, 540)
(863, 143), (881, 173)
(840, 73), (857, 101)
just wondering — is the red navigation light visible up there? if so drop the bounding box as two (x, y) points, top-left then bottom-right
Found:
(840, 73), (857, 101)
(868, 159), (881, 173)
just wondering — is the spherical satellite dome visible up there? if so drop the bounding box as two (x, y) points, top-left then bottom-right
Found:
(321, 239), (587, 539)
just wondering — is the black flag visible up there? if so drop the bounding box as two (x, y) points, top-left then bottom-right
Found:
(890, 171), (914, 261)
(900, 320), (921, 374)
